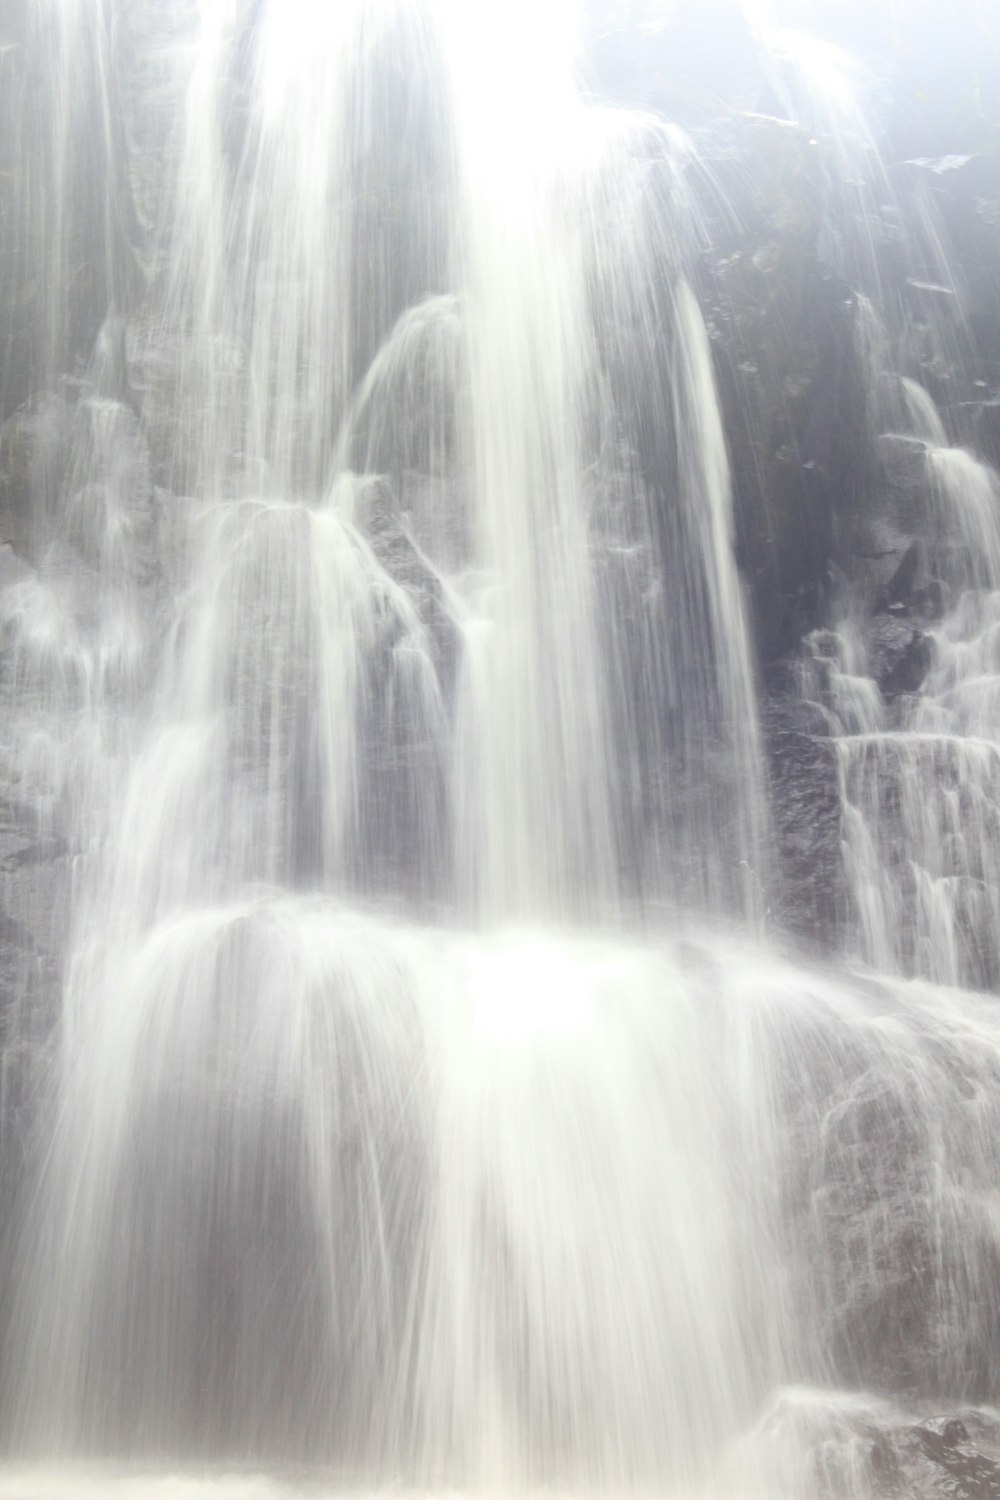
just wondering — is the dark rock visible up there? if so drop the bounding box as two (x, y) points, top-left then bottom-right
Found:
(882, 539), (921, 608)
(913, 578), (947, 620)
(698, 116), (868, 659)
(810, 1411), (1000, 1500)
(867, 616), (934, 698)
(882, 631), (933, 696)
(909, 1423), (1000, 1499)
(876, 433), (930, 494)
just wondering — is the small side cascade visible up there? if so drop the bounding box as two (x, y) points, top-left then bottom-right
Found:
(808, 386), (1000, 987)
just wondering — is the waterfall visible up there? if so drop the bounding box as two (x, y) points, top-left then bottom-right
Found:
(828, 434), (1000, 988)
(2, 2), (1000, 1498)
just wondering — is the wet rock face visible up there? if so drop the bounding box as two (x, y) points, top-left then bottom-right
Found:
(973, 400), (1000, 469)
(871, 1416), (1000, 1500)
(760, 1392), (1000, 1500)
(907, 1423), (1000, 1499)
(867, 615), (934, 699)
(583, 0), (762, 125)
(895, 152), (1000, 413)
(708, 247), (866, 657)
(583, 5), (1000, 669)
(763, 686), (844, 951)
(692, 113), (870, 659)
(0, 353), (165, 1335)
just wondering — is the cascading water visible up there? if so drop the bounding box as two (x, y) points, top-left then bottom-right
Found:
(826, 428), (1000, 989)
(777, 19), (1000, 992)
(3, 2), (1000, 1498)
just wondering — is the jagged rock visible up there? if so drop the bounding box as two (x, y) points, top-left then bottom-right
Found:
(902, 1421), (1000, 1499)
(835, 1412), (1000, 1500)
(881, 631), (933, 696)
(881, 539), (921, 608)
(873, 537), (947, 621)
(866, 615), (934, 698)
(877, 434), (932, 494)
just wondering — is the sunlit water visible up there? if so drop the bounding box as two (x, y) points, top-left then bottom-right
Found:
(2, 2), (1000, 1499)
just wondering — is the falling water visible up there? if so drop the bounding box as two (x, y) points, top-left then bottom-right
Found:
(830, 430), (1000, 989)
(2, 2), (1000, 1499)
(773, 17), (1000, 994)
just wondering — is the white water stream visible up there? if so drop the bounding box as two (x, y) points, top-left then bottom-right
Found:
(1, 3), (1000, 1499)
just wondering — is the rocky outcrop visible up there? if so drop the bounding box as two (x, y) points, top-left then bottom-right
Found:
(706, 240), (866, 658)
(869, 616), (934, 699)
(871, 1415), (1000, 1500)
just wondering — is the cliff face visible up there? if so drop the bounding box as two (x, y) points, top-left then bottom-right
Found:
(585, 0), (1000, 656)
